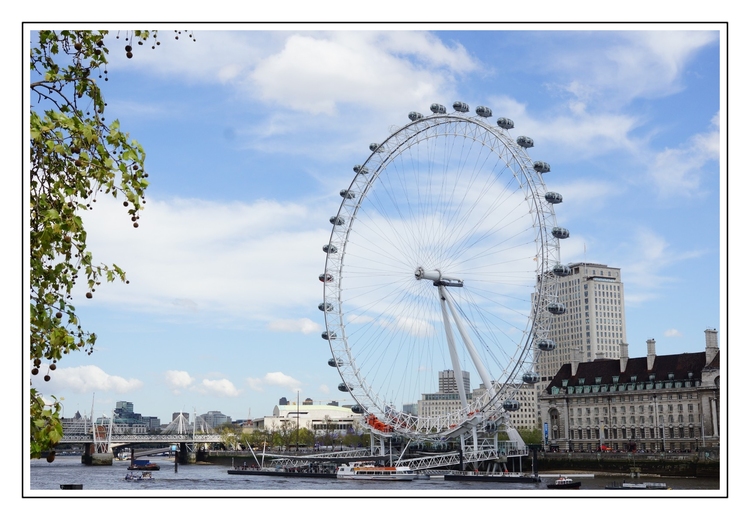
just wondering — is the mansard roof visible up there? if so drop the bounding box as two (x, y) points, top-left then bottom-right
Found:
(545, 351), (711, 391)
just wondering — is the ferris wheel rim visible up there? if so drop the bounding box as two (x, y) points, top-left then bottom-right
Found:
(320, 105), (562, 440)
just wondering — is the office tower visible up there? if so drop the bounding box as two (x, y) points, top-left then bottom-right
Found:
(535, 262), (627, 382)
(439, 369), (471, 395)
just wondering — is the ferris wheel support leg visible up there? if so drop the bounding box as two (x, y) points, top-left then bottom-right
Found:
(438, 286), (469, 409)
(444, 292), (496, 401)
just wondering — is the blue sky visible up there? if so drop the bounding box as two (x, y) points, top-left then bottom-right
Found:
(26, 24), (725, 426)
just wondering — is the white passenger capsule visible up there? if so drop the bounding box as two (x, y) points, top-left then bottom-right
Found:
(517, 136), (534, 148)
(408, 111), (423, 121)
(475, 106), (492, 118)
(503, 399), (520, 412)
(328, 357), (343, 367)
(340, 189), (356, 199)
(497, 117), (514, 129)
(430, 103), (446, 114)
(547, 302), (566, 315)
(534, 161), (551, 173)
(452, 101), (469, 112)
(537, 339), (556, 351)
(330, 216), (345, 226)
(545, 192), (563, 204)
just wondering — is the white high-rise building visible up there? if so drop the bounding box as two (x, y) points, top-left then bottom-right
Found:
(439, 369), (471, 395)
(535, 262), (627, 383)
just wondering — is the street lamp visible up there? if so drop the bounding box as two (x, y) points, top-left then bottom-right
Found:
(296, 390), (300, 452)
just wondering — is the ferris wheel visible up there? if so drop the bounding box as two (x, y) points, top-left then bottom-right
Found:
(320, 102), (568, 441)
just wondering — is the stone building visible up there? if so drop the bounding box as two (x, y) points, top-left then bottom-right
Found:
(538, 329), (720, 452)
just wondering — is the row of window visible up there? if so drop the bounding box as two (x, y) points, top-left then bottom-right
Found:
(550, 426), (700, 441)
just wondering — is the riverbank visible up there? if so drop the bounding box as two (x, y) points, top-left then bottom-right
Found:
(535, 450), (720, 478)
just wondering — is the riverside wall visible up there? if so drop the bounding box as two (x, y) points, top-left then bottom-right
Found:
(535, 449), (720, 477)
(204, 448), (719, 478)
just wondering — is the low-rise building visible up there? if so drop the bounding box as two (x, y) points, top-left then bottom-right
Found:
(258, 403), (363, 435)
(538, 329), (720, 452)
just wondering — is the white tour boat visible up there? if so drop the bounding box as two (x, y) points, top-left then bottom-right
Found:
(336, 461), (416, 481)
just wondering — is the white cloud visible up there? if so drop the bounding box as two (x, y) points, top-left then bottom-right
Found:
(42, 365), (143, 394)
(620, 228), (705, 305)
(648, 114), (720, 197)
(546, 31), (717, 107)
(247, 372), (302, 394)
(318, 384), (329, 395)
(249, 32), (477, 116)
(664, 329), (682, 337)
(81, 195), (329, 326)
(165, 370), (194, 390)
(267, 318), (320, 334)
(199, 378), (241, 397)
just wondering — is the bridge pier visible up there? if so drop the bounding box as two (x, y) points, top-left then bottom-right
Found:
(81, 444), (113, 466)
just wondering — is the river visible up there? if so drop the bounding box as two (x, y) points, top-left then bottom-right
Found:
(27, 456), (722, 497)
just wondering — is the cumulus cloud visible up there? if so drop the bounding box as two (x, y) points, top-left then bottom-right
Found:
(81, 195), (329, 326)
(165, 370), (194, 391)
(249, 32), (477, 116)
(246, 372), (302, 393)
(199, 378), (241, 397)
(267, 318), (320, 334)
(43, 365), (143, 394)
(664, 329), (682, 337)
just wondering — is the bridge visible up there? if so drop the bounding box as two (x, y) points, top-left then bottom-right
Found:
(61, 411), (531, 471)
(61, 433), (223, 444)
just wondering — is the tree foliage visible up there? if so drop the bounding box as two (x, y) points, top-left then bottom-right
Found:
(28, 29), (193, 459)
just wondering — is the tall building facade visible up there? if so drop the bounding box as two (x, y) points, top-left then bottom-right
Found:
(536, 262), (627, 382)
(439, 369), (471, 395)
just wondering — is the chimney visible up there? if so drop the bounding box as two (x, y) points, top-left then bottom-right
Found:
(705, 328), (719, 365)
(647, 338), (656, 371)
(619, 342), (629, 373)
(571, 347), (582, 377)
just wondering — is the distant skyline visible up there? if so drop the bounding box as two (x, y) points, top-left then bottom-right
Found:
(26, 23), (725, 425)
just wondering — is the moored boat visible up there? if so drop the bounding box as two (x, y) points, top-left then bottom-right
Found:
(336, 461), (415, 481)
(444, 471), (541, 483)
(124, 471), (154, 481)
(546, 476), (582, 489)
(605, 480), (670, 490)
(128, 460), (160, 471)
(228, 465), (337, 478)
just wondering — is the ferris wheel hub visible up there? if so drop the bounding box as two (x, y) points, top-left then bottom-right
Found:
(414, 267), (463, 287)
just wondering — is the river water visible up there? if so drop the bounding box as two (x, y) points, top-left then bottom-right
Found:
(27, 456), (722, 498)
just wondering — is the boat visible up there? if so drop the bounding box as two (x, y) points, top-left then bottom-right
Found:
(546, 476), (582, 489)
(336, 461), (416, 481)
(127, 460), (160, 471)
(444, 471), (541, 483)
(228, 465), (337, 479)
(124, 471), (154, 481)
(605, 480), (670, 490)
